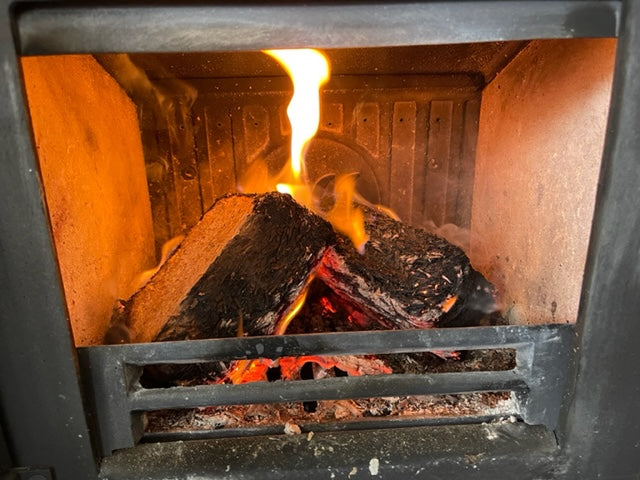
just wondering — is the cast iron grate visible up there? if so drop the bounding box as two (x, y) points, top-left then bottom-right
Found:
(78, 324), (573, 456)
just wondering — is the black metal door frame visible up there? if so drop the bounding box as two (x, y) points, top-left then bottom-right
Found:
(1, 1), (638, 478)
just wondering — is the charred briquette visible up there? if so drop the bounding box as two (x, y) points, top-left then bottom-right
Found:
(317, 206), (497, 329)
(154, 192), (336, 342)
(104, 192), (335, 344)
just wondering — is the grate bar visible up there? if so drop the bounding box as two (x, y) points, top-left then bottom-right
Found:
(83, 324), (566, 364)
(131, 370), (526, 411)
(141, 413), (513, 443)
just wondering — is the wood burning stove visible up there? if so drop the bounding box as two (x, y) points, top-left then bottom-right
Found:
(1, 2), (639, 479)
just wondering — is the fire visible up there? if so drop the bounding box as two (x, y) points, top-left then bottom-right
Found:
(223, 355), (392, 385)
(264, 49), (329, 181)
(274, 285), (310, 335)
(131, 235), (184, 291)
(225, 358), (272, 384)
(440, 294), (459, 313)
(239, 49), (369, 253)
(324, 174), (369, 254)
(223, 279), (310, 384)
(224, 50), (374, 385)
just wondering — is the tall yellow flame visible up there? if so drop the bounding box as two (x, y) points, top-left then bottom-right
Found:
(240, 48), (368, 253)
(264, 49), (329, 181)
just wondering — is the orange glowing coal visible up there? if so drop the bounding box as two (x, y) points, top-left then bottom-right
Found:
(223, 354), (392, 385)
(224, 279), (311, 384)
(239, 48), (369, 253)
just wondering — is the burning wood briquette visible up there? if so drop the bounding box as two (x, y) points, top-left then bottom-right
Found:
(104, 192), (335, 344)
(105, 191), (498, 384)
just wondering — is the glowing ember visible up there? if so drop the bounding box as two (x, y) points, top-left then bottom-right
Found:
(224, 277), (312, 384)
(223, 354), (392, 385)
(319, 296), (337, 314)
(225, 358), (272, 384)
(440, 294), (458, 313)
(278, 355), (391, 379)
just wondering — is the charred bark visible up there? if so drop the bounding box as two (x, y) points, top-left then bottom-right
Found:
(317, 206), (497, 330)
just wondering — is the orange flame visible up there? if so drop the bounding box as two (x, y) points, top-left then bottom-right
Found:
(324, 174), (369, 254)
(274, 285), (310, 335)
(254, 49), (369, 253)
(225, 358), (273, 384)
(440, 294), (459, 313)
(232, 50), (370, 352)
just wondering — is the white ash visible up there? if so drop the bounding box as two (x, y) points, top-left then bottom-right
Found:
(145, 392), (517, 434)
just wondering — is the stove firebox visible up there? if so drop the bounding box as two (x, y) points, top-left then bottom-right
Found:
(1, 2), (639, 480)
(20, 38), (615, 346)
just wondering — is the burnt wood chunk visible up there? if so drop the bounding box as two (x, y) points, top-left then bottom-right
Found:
(317, 207), (496, 330)
(108, 192), (335, 343)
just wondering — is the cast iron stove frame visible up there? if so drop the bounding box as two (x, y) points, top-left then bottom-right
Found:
(1, 1), (639, 479)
